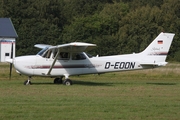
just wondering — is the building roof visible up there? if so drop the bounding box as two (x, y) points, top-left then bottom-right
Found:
(0, 18), (18, 38)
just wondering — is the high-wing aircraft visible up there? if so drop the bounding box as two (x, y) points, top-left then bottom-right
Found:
(6, 32), (175, 85)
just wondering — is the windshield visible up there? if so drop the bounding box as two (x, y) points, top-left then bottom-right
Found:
(37, 47), (49, 56)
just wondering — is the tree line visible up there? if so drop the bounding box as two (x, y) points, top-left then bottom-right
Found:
(0, 0), (180, 61)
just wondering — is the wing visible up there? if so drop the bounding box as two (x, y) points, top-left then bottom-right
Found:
(34, 44), (52, 49)
(49, 42), (96, 52)
(46, 42), (96, 75)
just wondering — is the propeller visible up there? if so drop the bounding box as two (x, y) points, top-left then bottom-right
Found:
(9, 42), (13, 79)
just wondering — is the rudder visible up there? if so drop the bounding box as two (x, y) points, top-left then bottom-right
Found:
(139, 32), (175, 63)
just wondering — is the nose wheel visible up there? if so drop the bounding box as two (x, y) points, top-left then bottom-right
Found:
(24, 76), (32, 85)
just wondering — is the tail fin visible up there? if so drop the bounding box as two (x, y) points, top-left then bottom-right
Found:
(139, 32), (175, 66)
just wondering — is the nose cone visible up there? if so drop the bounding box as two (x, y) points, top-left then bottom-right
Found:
(13, 56), (36, 76)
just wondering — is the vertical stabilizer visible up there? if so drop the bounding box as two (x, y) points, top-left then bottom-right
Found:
(139, 32), (175, 64)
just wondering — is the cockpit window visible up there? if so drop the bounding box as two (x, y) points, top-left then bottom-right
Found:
(72, 53), (86, 60)
(37, 47), (70, 60)
(37, 47), (49, 56)
(43, 50), (52, 58)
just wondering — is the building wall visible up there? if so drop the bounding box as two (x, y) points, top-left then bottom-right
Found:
(0, 38), (15, 62)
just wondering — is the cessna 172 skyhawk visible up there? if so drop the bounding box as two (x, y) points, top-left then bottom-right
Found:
(7, 32), (175, 85)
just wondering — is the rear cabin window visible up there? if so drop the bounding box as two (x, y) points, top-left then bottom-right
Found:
(72, 53), (86, 60)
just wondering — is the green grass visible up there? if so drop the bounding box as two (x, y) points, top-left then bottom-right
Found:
(0, 63), (180, 120)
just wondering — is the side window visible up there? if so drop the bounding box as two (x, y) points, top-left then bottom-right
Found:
(59, 52), (70, 60)
(53, 49), (70, 60)
(72, 53), (86, 60)
(53, 49), (58, 59)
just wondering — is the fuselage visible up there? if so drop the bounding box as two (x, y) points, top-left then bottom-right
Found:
(13, 52), (153, 77)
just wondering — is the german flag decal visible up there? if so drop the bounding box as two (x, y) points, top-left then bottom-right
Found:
(158, 40), (163, 44)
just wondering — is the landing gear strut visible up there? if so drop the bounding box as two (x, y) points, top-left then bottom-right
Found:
(62, 74), (72, 86)
(24, 76), (32, 85)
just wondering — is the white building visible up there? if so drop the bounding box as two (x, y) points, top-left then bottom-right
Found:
(0, 18), (18, 62)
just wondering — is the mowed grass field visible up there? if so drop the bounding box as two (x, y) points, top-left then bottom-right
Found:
(0, 63), (180, 120)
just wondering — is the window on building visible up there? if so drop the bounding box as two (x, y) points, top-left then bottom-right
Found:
(5, 53), (9, 56)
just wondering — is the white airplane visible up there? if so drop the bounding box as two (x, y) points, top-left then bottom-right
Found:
(7, 32), (175, 85)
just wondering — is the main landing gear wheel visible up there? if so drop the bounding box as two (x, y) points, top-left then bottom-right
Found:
(54, 77), (63, 84)
(63, 79), (72, 86)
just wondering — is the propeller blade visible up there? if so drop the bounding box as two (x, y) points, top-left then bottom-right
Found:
(9, 42), (13, 79)
(9, 63), (13, 79)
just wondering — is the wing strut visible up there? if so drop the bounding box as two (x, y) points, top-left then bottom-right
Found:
(47, 48), (60, 75)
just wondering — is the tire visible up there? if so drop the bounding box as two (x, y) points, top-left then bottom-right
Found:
(63, 79), (72, 86)
(54, 78), (62, 84)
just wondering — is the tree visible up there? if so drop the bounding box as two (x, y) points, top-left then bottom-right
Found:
(0, 0), (179, 61)
(161, 0), (180, 60)
(117, 5), (162, 54)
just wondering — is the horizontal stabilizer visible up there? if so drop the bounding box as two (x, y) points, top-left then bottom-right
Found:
(140, 62), (168, 66)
